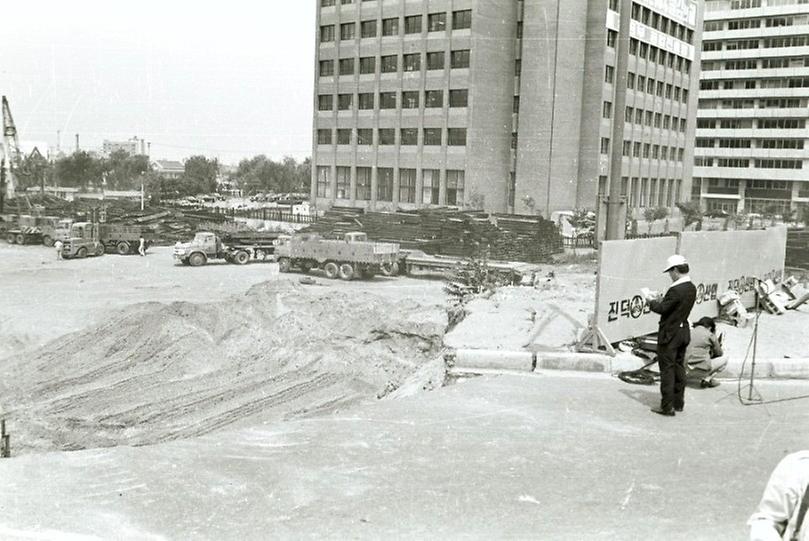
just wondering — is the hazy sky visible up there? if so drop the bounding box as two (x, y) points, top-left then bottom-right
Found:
(0, 1), (316, 165)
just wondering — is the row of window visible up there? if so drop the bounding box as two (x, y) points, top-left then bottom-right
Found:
(698, 98), (807, 109)
(696, 157), (804, 169)
(703, 58), (809, 70)
(629, 2), (696, 44)
(319, 10), (471, 42)
(315, 166), (465, 205)
(319, 50), (470, 77)
(318, 89), (468, 111)
(605, 31), (693, 74)
(624, 177), (683, 209)
(601, 138), (686, 161)
(697, 118), (807, 129)
(707, 0), (809, 11)
(317, 127), (467, 146)
(613, 104), (690, 132)
(695, 137), (805, 149)
(624, 71), (691, 103)
(705, 13), (809, 31)
(695, 178), (796, 190)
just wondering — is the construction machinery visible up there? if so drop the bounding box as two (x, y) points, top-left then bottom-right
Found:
(274, 232), (399, 280)
(0, 96), (22, 213)
(62, 222), (105, 259)
(173, 231), (281, 266)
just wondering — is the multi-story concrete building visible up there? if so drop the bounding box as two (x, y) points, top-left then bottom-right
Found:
(312, 0), (702, 219)
(695, 0), (809, 216)
(102, 137), (146, 157)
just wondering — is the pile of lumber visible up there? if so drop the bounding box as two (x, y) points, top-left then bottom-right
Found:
(786, 228), (809, 269)
(304, 207), (562, 263)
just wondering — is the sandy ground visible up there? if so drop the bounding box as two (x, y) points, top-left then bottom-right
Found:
(0, 371), (806, 540)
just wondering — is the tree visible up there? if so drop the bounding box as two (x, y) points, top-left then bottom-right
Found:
(54, 151), (105, 189)
(179, 155), (218, 195)
(102, 150), (150, 190)
(676, 201), (703, 231)
(644, 206), (669, 234)
(231, 155), (310, 194)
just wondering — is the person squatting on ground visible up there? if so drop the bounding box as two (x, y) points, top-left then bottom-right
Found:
(54, 239), (63, 260)
(749, 450), (809, 541)
(644, 255), (696, 417)
(138, 236), (146, 257)
(685, 316), (728, 388)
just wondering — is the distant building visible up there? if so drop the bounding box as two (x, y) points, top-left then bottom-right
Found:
(102, 137), (145, 157)
(694, 0), (809, 216)
(312, 0), (703, 219)
(152, 160), (185, 179)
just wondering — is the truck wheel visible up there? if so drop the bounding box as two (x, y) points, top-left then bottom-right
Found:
(6, 233), (16, 244)
(299, 261), (312, 274)
(77, 247), (88, 258)
(95, 244), (105, 256)
(116, 241), (130, 255)
(380, 262), (399, 277)
(189, 252), (207, 267)
(181, 259), (191, 266)
(339, 263), (355, 281)
(278, 257), (291, 272)
(234, 251), (250, 265)
(324, 261), (339, 279)
(15, 234), (25, 245)
(42, 235), (53, 247)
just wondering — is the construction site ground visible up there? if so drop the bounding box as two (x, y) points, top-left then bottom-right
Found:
(1, 243), (808, 539)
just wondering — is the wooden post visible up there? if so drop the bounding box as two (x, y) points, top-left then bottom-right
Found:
(1, 419), (9, 458)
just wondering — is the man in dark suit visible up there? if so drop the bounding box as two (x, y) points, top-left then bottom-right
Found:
(646, 255), (697, 416)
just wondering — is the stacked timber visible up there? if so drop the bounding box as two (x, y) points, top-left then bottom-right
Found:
(787, 228), (809, 269)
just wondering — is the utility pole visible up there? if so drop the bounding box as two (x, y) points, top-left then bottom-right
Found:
(605, 0), (632, 240)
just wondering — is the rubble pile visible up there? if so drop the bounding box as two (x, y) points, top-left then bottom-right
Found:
(306, 207), (563, 263)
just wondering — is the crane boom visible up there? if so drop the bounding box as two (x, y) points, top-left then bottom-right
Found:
(1, 96), (21, 201)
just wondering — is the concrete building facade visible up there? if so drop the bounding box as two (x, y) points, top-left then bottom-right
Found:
(695, 0), (809, 217)
(312, 0), (702, 218)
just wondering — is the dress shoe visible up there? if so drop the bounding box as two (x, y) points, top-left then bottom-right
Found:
(674, 406), (684, 412)
(700, 379), (720, 389)
(651, 407), (675, 416)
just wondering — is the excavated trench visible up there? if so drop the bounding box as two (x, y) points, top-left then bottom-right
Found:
(0, 281), (448, 455)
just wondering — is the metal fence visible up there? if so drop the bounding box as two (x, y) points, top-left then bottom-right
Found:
(201, 206), (317, 224)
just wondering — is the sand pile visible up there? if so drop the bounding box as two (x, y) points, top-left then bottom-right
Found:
(0, 281), (446, 454)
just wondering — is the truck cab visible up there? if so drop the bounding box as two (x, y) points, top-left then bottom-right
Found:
(62, 222), (104, 259)
(173, 232), (225, 266)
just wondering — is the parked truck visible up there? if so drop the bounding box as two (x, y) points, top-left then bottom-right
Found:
(4, 215), (73, 246)
(274, 232), (399, 280)
(173, 230), (280, 266)
(62, 222), (105, 259)
(99, 224), (155, 255)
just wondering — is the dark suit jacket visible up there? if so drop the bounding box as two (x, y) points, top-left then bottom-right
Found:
(648, 280), (697, 345)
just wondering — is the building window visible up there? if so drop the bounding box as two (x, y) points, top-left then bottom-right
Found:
(316, 166), (331, 198)
(399, 169), (416, 203)
(336, 166), (350, 199)
(320, 25), (335, 43)
(446, 170), (464, 205)
(516, 21), (523, 39)
(359, 56), (375, 74)
(622, 141), (631, 156)
(427, 51), (445, 70)
(378, 168), (393, 201)
(339, 58), (355, 76)
(358, 93), (375, 110)
(422, 169), (440, 204)
(452, 10), (472, 30)
(605, 65), (614, 83)
(317, 129), (332, 145)
(340, 22), (356, 41)
(513, 96), (520, 113)
(402, 91), (419, 109)
(423, 128), (442, 145)
(361, 20), (377, 38)
(337, 93), (353, 110)
(603, 101), (612, 119)
(357, 129), (373, 145)
(448, 128), (466, 146)
(381, 55), (398, 73)
(356, 167), (371, 200)
(401, 128), (418, 145)
(428, 12), (446, 32)
(318, 94), (333, 111)
(451, 49), (470, 69)
(379, 92), (396, 109)
(404, 15), (422, 34)
(336, 129), (351, 145)
(321, 0), (335, 6)
(515, 59), (521, 75)
(633, 142), (641, 157)
(600, 138), (609, 154)
(403, 53), (421, 72)
(379, 128), (395, 145)
(449, 89), (468, 108)
(607, 30), (617, 48)
(425, 90), (443, 108)
(319, 60), (334, 77)
(382, 17), (399, 36)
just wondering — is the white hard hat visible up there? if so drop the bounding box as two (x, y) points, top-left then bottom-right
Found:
(663, 254), (687, 273)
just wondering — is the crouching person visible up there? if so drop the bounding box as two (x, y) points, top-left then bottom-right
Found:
(685, 316), (728, 388)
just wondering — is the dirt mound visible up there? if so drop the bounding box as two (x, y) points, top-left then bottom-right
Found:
(0, 281), (447, 454)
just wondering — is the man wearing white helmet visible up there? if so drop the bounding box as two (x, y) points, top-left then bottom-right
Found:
(645, 254), (697, 416)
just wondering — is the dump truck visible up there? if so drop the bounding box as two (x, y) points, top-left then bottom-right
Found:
(62, 222), (105, 259)
(173, 231), (280, 266)
(274, 232), (399, 280)
(98, 224), (155, 255)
